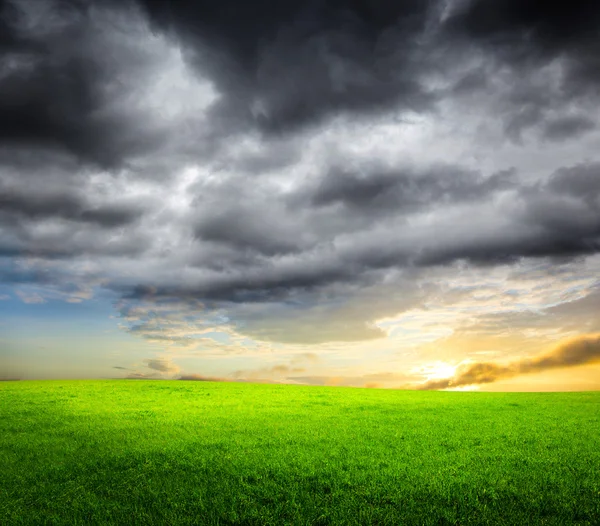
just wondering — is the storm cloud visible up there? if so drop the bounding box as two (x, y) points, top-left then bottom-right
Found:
(1, 0), (600, 354)
(0, 0), (170, 167)
(118, 161), (600, 306)
(0, 187), (142, 228)
(137, 0), (439, 134)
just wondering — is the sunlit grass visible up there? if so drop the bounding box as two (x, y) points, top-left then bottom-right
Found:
(1, 380), (599, 525)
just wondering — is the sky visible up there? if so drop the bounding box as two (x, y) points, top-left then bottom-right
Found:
(1, 0), (600, 390)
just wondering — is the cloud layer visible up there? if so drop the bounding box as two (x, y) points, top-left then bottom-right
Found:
(1, 0), (600, 380)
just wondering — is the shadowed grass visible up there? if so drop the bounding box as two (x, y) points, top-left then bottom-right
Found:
(1, 380), (599, 524)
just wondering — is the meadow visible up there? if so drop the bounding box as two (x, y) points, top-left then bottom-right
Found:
(1, 380), (599, 525)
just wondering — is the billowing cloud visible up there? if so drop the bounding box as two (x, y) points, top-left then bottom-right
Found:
(443, 0), (600, 139)
(143, 357), (180, 374)
(137, 0), (439, 135)
(115, 160), (600, 317)
(1, 0), (600, 386)
(541, 115), (596, 142)
(418, 335), (600, 390)
(0, 0), (172, 168)
(0, 187), (142, 228)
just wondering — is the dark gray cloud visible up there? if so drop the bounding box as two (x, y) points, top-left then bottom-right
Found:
(0, 187), (142, 228)
(136, 0), (439, 134)
(0, 221), (150, 260)
(445, 0), (600, 61)
(541, 115), (596, 142)
(0, 0), (165, 168)
(443, 0), (600, 140)
(3, 0), (598, 167)
(119, 161), (600, 308)
(194, 207), (303, 257)
(2, 0), (600, 347)
(306, 165), (516, 212)
(546, 162), (600, 201)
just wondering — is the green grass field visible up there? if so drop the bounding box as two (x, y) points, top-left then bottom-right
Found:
(1, 380), (599, 525)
